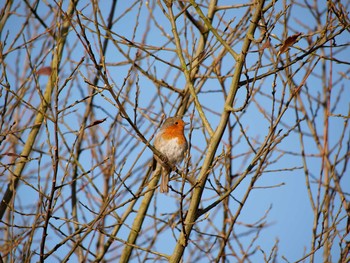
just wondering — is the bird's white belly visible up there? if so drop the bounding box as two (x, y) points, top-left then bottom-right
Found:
(158, 137), (185, 164)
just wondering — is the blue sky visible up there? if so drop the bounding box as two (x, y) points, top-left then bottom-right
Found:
(1, 0), (349, 262)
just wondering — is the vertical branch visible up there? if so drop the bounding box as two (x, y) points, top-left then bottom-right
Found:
(69, 0), (117, 259)
(119, 173), (162, 262)
(166, 0), (214, 136)
(170, 1), (266, 261)
(0, 0), (78, 221)
(1, 0), (349, 262)
(321, 7), (333, 261)
(39, 56), (60, 263)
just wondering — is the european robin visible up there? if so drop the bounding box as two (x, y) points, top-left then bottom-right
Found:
(153, 117), (188, 193)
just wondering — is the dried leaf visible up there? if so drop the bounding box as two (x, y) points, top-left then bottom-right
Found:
(37, 66), (52, 76)
(278, 33), (302, 55)
(306, 34), (313, 46)
(86, 117), (107, 129)
(2, 152), (21, 157)
(1, 153), (27, 158)
(261, 37), (271, 50)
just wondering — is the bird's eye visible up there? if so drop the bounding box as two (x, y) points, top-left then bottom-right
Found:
(175, 121), (179, 125)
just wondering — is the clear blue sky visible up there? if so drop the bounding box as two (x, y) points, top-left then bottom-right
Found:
(1, 0), (349, 262)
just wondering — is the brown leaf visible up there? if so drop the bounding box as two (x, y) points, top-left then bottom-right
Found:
(278, 33), (302, 55)
(1, 153), (28, 158)
(37, 66), (52, 76)
(260, 37), (271, 50)
(306, 34), (313, 46)
(86, 117), (107, 129)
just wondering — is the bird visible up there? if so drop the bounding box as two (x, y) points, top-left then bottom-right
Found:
(153, 117), (188, 193)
